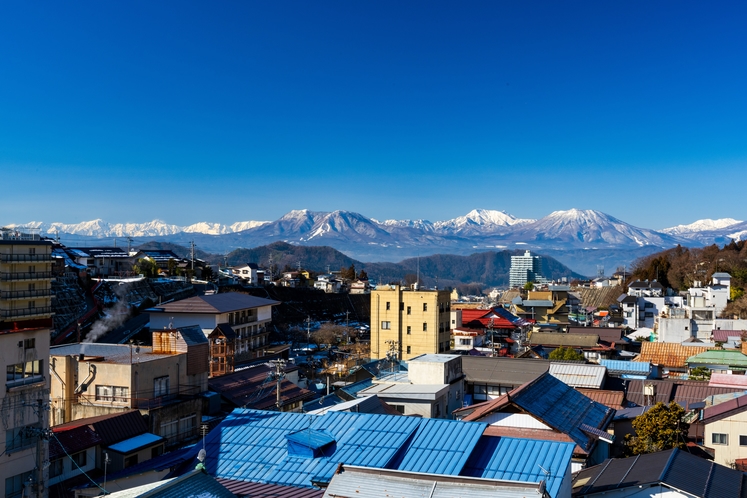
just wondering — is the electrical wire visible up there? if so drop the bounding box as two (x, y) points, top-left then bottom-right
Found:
(49, 431), (107, 494)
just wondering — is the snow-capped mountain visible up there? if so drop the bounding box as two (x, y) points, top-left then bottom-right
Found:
(7, 219), (269, 237)
(661, 218), (742, 236)
(433, 209), (533, 235)
(502, 209), (682, 248)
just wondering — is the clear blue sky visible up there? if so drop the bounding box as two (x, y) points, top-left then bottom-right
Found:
(1, 1), (745, 229)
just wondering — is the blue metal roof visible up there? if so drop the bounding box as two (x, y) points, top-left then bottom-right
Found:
(107, 432), (163, 454)
(196, 409), (513, 488)
(191, 409), (574, 496)
(461, 437), (573, 498)
(393, 418), (485, 475)
(600, 359), (652, 377)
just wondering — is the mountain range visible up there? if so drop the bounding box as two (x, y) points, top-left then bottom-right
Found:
(7, 209), (744, 276)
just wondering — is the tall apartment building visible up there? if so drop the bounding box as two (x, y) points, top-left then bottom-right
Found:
(509, 250), (545, 288)
(371, 285), (451, 361)
(0, 228), (54, 498)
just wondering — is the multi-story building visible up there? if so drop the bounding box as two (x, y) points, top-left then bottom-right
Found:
(370, 284), (451, 361)
(509, 250), (546, 288)
(49, 326), (209, 448)
(0, 228), (54, 498)
(148, 292), (280, 368)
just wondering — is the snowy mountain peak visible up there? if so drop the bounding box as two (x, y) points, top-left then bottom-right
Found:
(661, 218), (743, 235)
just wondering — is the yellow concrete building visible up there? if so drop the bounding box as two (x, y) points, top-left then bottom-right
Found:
(371, 285), (451, 361)
(0, 228), (55, 498)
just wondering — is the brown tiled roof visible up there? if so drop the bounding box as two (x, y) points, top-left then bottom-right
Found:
(634, 342), (710, 368)
(49, 424), (102, 460)
(576, 388), (625, 409)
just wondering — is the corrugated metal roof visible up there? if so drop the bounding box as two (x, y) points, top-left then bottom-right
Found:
(106, 470), (235, 498)
(358, 383), (448, 399)
(687, 350), (747, 367)
(568, 327), (626, 343)
(462, 356), (549, 386)
(395, 418), (485, 475)
(599, 359), (651, 376)
(625, 378), (746, 409)
(713, 330), (744, 342)
(107, 432), (163, 454)
(176, 324), (208, 345)
(549, 363), (606, 389)
(51, 410), (147, 447)
(208, 364), (315, 409)
(198, 408), (557, 489)
(701, 394), (747, 423)
(217, 479), (324, 498)
(709, 373), (747, 389)
(461, 436), (573, 498)
(575, 389), (625, 409)
(634, 342), (710, 368)
(323, 465), (545, 498)
(529, 332), (599, 348)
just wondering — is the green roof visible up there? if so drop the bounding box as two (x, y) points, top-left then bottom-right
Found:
(687, 350), (747, 367)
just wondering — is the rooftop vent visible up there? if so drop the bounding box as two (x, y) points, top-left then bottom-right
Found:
(286, 429), (336, 458)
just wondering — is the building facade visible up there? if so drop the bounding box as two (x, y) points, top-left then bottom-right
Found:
(370, 285), (451, 361)
(509, 250), (545, 288)
(0, 228), (54, 498)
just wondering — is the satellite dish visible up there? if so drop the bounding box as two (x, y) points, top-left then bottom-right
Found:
(197, 449), (206, 462)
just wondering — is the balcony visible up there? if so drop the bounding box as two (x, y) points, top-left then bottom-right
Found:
(0, 254), (53, 263)
(0, 289), (54, 300)
(0, 306), (54, 319)
(0, 271), (54, 282)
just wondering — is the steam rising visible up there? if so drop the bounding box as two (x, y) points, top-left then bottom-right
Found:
(84, 284), (132, 343)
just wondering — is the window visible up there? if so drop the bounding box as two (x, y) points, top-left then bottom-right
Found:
(391, 404), (405, 414)
(72, 450), (87, 467)
(6, 360), (43, 387)
(29, 248), (35, 255)
(154, 376), (170, 397)
(160, 420), (178, 440)
(179, 414), (196, 437)
(50, 458), (64, 478)
(407, 306), (411, 315)
(406, 326), (411, 335)
(28, 283), (35, 291)
(5, 471), (33, 498)
(712, 433), (728, 445)
(423, 322), (427, 331)
(386, 302), (390, 310)
(152, 445), (164, 458)
(644, 312), (654, 318)
(23, 338), (35, 349)
(95, 385), (129, 402)
(740, 435), (747, 446)
(381, 321), (391, 330)
(5, 425), (39, 453)
(474, 385), (487, 394)
(423, 303), (428, 312)
(459, 338), (471, 345)
(406, 346), (411, 354)
(645, 302), (654, 308)
(124, 455), (138, 468)
(399, 302), (404, 311)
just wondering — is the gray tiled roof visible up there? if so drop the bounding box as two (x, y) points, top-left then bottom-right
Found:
(152, 292), (279, 314)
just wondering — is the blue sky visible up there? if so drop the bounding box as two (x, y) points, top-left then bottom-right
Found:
(1, 1), (745, 229)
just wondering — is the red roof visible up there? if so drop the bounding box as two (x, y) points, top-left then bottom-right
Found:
(460, 309), (516, 329)
(49, 424), (102, 460)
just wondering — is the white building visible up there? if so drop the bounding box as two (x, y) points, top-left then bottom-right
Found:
(509, 250), (546, 288)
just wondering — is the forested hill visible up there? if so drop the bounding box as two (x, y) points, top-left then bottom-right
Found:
(224, 242), (585, 288)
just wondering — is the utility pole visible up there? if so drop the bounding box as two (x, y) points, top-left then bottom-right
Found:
(190, 241), (195, 272)
(306, 316), (312, 348)
(126, 236), (133, 254)
(35, 398), (46, 498)
(270, 359), (287, 410)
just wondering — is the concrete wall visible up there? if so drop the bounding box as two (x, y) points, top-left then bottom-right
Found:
(1, 327), (51, 494)
(705, 409), (747, 467)
(48, 445), (96, 486)
(658, 318), (691, 343)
